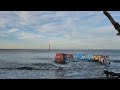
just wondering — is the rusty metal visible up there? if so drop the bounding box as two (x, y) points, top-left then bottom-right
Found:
(55, 53), (66, 64)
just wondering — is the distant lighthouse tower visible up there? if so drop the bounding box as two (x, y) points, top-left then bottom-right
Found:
(49, 43), (50, 50)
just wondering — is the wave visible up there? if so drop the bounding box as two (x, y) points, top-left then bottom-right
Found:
(0, 63), (68, 70)
(110, 60), (120, 63)
(0, 62), (91, 70)
(0, 66), (58, 70)
(32, 57), (54, 60)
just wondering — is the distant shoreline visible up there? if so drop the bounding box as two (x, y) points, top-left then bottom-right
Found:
(0, 49), (120, 50)
(0, 49), (120, 51)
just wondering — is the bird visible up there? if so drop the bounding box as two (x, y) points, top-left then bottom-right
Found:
(103, 11), (120, 36)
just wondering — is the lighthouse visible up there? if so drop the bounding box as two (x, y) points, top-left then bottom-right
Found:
(49, 43), (50, 50)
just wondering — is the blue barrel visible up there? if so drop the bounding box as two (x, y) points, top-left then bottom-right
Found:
(73, 53), (93, 61)
(84, 54), (93, 61)
(73, 53), (86, 60)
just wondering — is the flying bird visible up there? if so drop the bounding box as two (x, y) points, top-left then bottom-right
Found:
(103, 11), (120, 36)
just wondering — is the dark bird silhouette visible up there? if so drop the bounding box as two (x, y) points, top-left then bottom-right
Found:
(103, 11), (120, 36)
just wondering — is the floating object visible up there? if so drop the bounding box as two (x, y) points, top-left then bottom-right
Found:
(73, 53), (86, 60)
(55, 53), (110, 64)
(64, 54), (73, 60)
(55, 53), (66, 64)
(73, 53), (93, 61)
(92, 55), (110, 64)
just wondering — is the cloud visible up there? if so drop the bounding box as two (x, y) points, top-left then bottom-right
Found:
(0, 28), (19, 37)
(0, 11), (120, 49)
(18, 32), (45, 40)
(0, 33), (8, 37)
(0, 11), (17, 28)
(0, 31), (8, 37)
(13, 11), (30, 25)
(9, 28), (19, 33)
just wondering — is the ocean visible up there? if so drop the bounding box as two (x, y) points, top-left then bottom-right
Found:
(0, 49), (120, 79)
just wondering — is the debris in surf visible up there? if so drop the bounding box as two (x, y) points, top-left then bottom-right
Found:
(55, 53), (110, 65)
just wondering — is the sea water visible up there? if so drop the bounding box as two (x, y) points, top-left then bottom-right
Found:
(0, 49), (120, 79)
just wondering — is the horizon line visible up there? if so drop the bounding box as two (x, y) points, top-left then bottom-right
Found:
(0, 48), (120, 50)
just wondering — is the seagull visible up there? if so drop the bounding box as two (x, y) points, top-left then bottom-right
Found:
(103, 11), (120, 36)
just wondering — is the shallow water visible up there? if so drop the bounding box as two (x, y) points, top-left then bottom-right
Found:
(0, 49), (120, 79)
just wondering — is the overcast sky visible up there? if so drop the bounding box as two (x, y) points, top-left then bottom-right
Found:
(0, 11), (120, 49)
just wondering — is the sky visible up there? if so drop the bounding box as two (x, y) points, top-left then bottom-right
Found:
(0, 11), (120, 49)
